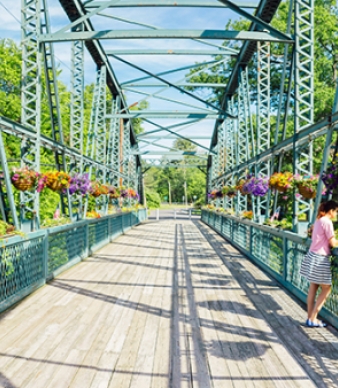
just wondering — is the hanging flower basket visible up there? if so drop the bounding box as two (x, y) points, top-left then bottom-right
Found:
(90, 181), (109, 197)
(45, 171), (71, 192)
(269, 172), (293, 193)
(108, 186), (120, 199)
(236, 179), (250, 195)
(10, 167), (38, 192)
(298, 184), (317, 199)
(12, 179), (34, 191)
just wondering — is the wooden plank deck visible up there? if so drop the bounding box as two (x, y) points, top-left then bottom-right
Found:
(0, 219), (338, 387)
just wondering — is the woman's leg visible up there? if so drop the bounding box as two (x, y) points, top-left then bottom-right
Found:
(307, 283), (319, 319)
(309, 284), (331, 322)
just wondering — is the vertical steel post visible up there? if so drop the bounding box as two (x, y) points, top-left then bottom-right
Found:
(69, 25), (85, 219)
(21, 0), (42, 229)
(256, 41), (271, 222)
(84, 66), (107, 217)
(293, 0), (315, 231)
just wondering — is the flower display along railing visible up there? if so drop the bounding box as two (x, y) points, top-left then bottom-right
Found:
(0, 209), (147, 314)
(202, 210), (338, 329)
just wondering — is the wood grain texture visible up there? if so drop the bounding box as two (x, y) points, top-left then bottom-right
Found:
(0, 219), (336, 387)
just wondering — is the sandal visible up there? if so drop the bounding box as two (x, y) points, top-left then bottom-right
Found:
(305, 319), (327, 328)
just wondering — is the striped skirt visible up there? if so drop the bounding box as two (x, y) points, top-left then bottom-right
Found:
(300, 251), (332, 285)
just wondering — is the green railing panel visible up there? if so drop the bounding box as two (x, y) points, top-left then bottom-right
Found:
(252, 228), (283, 275)
(48, 225), (86, 275)
(122, 212), (132, 232)
(0, 237), (44, 304)
(0, 209), (147, 314)
(89, 219), (109, 252)
(109, 215), (123, 240)
(233, 221), (250, 251)
(202, 210), (338, 328)
(221, 217), (232, 238)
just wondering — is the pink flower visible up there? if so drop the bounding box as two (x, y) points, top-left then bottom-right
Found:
(12, 174), (19, 181)
(282, 196), (288, 200)
(295, 193), (301, 198)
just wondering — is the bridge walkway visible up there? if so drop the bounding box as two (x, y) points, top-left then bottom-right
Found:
(0, 218), (337, 387)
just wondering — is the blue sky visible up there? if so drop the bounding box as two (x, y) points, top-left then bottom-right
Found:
(0, 0), (252, 158)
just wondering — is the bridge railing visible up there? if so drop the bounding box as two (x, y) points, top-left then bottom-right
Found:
(0, 209), (147, 314)
(202, 210), (338, 328)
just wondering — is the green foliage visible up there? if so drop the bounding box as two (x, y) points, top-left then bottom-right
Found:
(130, 100), (149, 135)
(145, 190), (161, 209)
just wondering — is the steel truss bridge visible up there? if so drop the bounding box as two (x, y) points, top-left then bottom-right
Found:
(1, 0), (338, 232)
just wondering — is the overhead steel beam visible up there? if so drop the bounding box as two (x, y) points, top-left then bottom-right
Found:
(106, 49), (236, 56)
(218, 0), (292, 41)
(121, 59), (220, 85)
(134, 151), (208, 159)
(41, 29), (293, 43)
(85, 1), (259, 8)
(137, 120), (216, 154)
(106, 112), (226, 119)
(137, 136), (210, 139)
(122, 83), (228, 88)
(123, 87), (217, 112)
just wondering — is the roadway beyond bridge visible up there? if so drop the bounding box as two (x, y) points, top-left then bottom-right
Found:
(0, 217), (338, 388)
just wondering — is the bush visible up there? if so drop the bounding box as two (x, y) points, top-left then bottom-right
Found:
(194, 197), (205, 209)
(146, 190), (161, 209)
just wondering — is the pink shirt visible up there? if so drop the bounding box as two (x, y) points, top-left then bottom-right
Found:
(309, 216), (334, 256)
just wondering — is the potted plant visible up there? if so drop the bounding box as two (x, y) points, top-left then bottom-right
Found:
(45, 171), (71, 192)
(222, 185), (237, 198)
(242, 210), (253, 220)
(269, 172), (293, 192)
(242, 176), (269, 197)
(293, 174), (319, 199)
(90, 181), (108, 197)
(236, 179), (250, 195)
(67, 173), (91, 196)
(208, 189), (223, 200)
(322, 163), (338, 194)
(10, 167), (38, 192)
(108, 186), (120, 199)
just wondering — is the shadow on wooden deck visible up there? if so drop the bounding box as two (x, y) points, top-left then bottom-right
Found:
(0, 220), (337, 387)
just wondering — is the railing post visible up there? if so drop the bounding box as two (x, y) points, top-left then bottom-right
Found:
(189, 208), (192, 220)
(174, 209), (176, 220)
(156, 208), (159, 221)
(249, 225), (253, 255)
(43, 230), (49, 280)
(84, 222), (89, 258)
(283, 236), (288, 282)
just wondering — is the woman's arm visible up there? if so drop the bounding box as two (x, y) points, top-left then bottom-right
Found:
(329, 236), (338, 247)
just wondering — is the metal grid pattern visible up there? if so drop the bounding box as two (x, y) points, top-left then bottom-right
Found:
(47, 226), (86, 274)
(89, 219), (109, 251)
(252, 229), (283, 275)
(202, 211), (338, 323)
(0, 237), (44, 304)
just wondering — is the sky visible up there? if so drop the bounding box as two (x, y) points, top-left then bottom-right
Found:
(0, 0), (253, 160)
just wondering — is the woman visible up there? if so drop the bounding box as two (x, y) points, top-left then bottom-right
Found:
(300, 200), (338, 327)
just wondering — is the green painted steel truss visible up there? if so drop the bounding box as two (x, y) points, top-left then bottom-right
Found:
(1, 0), (337, 232)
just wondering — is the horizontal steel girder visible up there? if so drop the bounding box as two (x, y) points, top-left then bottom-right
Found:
(106, 49), (237, 56)
(40, 30), (294, 44)
(121, 83), (227, 88)
(137, 135), (210, 139)
(106, 111), (229, 119)
(85, 1), (259, 9)
(134, 151), (208, 158)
